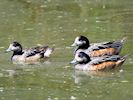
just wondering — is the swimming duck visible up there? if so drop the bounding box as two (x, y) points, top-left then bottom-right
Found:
(6, 42), (54, 62)
(71, 35), (126, 57)
(70, 52), (128, 71)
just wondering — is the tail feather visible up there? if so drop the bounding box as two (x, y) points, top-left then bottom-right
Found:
(116, 55), (128, 66)
(44, 48), (54, 57)
(121, 55), (128, 60)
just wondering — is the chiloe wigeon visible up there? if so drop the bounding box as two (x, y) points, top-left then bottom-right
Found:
(6, 42), (54, 62)
(70, 52), (128, 71)
(71, 35), (126, 57)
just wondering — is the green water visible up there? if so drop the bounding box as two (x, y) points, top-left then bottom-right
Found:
(0, 0), (133, 100)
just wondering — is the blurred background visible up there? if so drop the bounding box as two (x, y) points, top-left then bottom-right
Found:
(0, 0), (133, 100)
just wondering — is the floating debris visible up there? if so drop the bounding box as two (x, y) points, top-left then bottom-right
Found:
(40, 5), (47, 8)
(64, 66), (71, 69)
(59, 27), (63, 29)
(37, 44), (42, 46)
(73, 29), (77, 32)
(47, 0), (51, 2)
(84, 19), (88, 22)
(26, 0), (32, 3)
(70, 96), (77, 100)
(103, 5), (106, 9)
(58, 16), (63, 18)
(24, 28), (34, 31)
(65, 46), (71, 49)
(0, 47), (4, 49)
(121, 80), (129, 83)
(96, 20), (101, 23)
(6, 70), (16, 77)
(0, 87), (4, 92)
(61, 38), (65, 40)
(119, 69), (124, 73)
(28, 88), (31, 90)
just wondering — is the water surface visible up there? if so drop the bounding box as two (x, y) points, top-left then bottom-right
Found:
(0, 0), (133, 100)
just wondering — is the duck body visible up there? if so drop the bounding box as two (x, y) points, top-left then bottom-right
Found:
(72, 36), (126, 57)
(6, 42), (54, 62)
(11, 52), (44, 62)
(71, 52), (127, 71)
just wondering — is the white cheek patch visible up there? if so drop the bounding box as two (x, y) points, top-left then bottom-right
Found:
(82, 41), (86, 44)
(83, 56), (87, 62)
(75, 37), (81, 45)
(7, 44), (20, 51)
(75, 37), (79, 43)
(12, 46), (19, 51)
(71, 37), (80, 46)
(74, 37), (86, 46)
(76, 57), (83, 62)
(9, 44), (13, 48)
(76, 41), (83, 45)
(75, 53), (83, 62)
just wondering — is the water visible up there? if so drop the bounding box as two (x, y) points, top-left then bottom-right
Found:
(0, 0), (133, 100)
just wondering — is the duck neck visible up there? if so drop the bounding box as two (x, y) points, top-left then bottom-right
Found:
(11, 50), (23, 60)
(12, 50), (23, 58)
(13, 50), (23, 55)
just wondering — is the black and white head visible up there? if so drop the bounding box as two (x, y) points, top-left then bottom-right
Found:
(70, 52), (91, 65)
(71, 35), (90, 47)
(6, 42), (22, 52)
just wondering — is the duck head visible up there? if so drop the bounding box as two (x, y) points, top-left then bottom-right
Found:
(6, 42), (23, 53)
(70, 52), (91, 65)
(71, 35), (90, 49)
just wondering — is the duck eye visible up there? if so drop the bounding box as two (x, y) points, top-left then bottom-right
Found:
(13, 42), (20, 47)
(13, 44), (17, 47)
(79, 39), (83, 41)
(78, 54), (83, 58)
(78, 55), (81, 57)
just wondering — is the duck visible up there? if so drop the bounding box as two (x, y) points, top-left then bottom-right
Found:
(71, 35), (126, 57)
(70, 52), (128, 71)
(6, 41), (54, 62)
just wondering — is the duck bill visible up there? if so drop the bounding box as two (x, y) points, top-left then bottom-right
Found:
(6, 48), (11, 52)
(70, 59), (78, 65)
(71, 41), (84, 47)
(5, 44), (13, 52)
(71, 43), (77, 47)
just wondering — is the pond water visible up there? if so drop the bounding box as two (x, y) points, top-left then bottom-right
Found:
(0, 0), (133, 100)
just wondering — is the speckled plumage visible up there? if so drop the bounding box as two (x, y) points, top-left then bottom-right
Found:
(6, 42), (54, 62)
(72, 36), (126, 57)
(71, 52), (128, 71)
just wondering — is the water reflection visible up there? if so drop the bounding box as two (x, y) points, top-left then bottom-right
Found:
(0, 0), (133, 99)
(72, 70), (124, 85)
(12, 59), (52, 65)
